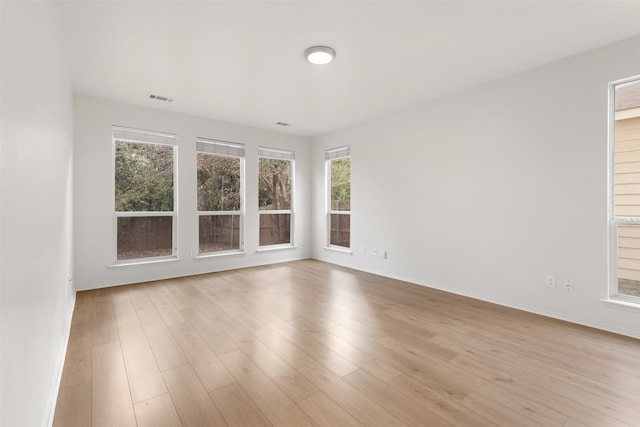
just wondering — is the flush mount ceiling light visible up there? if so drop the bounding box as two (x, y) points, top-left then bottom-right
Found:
(304, 46), (336, 65)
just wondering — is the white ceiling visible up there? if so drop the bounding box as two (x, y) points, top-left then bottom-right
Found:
(58, 1), (640, 137)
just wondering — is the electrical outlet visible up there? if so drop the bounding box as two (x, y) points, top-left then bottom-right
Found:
(564, 279), (574, 291)
(372, 248), (378, 256)
(545, 275), (556, 288)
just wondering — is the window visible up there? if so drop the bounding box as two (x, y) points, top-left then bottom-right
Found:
(113, 127), (176, 262)
(197, 139), (244, 254)
(610, 76), (640, 302)
(258, 147), (294, 247)
(326, 146), (351, 248)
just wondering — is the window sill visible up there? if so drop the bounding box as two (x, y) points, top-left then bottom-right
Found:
(195, 251), (247, 259)
(256, 244), (297, 252)
(324, 246), (353, 255)
(601, 297), (640, 312)
(110, 256), (178, 268)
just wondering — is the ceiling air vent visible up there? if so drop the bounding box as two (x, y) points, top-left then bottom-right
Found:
(149, 94), (174, 103)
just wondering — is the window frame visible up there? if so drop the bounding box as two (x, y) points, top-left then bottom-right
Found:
(196, 138), (245, 256)
(326, 146), (351, 250)
(608, 75), (640, 304)
(112, 126), (178, 265)
(257, 147), (295, 248)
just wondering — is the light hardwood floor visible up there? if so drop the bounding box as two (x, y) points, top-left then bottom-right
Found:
(53, 259), (640, 427)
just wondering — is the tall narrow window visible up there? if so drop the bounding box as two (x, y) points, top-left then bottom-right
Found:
(258, 147), (294, 247)
(197, 139), (244, 254)
(114, 127), (176, 262)
(610, 77), (640, 301)
(326, 146), (351, 248)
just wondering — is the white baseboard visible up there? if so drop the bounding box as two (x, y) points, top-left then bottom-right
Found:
(46, 290), (76, 427)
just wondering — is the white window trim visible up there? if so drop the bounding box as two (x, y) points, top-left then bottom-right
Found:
(323, 246), (353, 254)
(194, 250), (248, 260)
(326, 146), (351, 249)
(607, 76), (640, 305)
(258, 147), (295, 248)
(196, 138), (246, 256)
(255, 244), (298, 252)
(600, 297), (640, 312)
(112, 126), (178, 266)
(110, 256), (179, 268)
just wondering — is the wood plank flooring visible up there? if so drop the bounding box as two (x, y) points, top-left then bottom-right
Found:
(53, 259), (640, 427)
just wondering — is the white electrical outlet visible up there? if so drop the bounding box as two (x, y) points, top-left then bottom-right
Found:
(546, 275), (556, 288)
(372, 248), (378, 256)
(564, 279), (574, 291)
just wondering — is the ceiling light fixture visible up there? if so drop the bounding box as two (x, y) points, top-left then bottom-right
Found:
(304, 46), (336, 65)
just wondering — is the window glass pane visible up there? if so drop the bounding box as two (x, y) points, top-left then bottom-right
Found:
(613, 115), (640, 217)
(117, 216), (172, 260)
(197, 153), (241, 211)
(330, 214), (350, 248)
(199, 215), (240, 253)
(259, 213), (291, 245)
(617, 224), (640, 298)
(613, 79), (640, 298)
(331, 158), (351, 211)
(258, 159), (291, 210)
(115, 141), (174, 212)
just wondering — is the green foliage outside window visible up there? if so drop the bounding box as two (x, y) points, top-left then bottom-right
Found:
(258, 158), (291, 210)
(197, 154), (241, 211)
(331, 157), (350, 211)
(115, 141), (174, 212)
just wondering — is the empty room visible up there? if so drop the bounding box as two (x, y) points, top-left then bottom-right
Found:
(2, 1), (640, 426)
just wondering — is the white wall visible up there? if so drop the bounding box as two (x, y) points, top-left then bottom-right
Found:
(1, 2), (75, 426)
(312, 36), (640, 338)
(74, 95), (311, 290)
